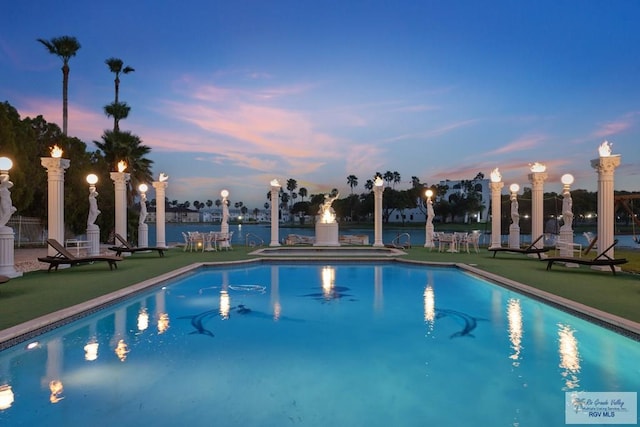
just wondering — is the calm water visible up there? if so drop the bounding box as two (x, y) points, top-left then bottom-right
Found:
(147, 223), (640, 248)
(0, 262), (638, 426)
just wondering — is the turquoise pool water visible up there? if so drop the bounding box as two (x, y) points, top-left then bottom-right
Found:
(0, 262), (638, 426)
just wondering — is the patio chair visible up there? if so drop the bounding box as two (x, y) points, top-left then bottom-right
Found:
(544, 239), (628, 275)
(0, 275), (9, 284)
(38, 239), (122, 272)
(108, 233), (166, 257)
(488, 235), (549, 259)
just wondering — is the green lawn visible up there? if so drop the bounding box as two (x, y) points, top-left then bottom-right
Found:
(1, 245), (638, 333)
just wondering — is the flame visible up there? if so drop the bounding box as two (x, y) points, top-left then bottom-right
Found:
(117, 161), (127, 173)
(321, 209), (335, 224)
(598, 140), (612, 157)
(49, 380), (64, 404)
(374, 176), (384, 187)
(270, 179), (280, 187)
(159, 173), (169, 182)
(490, 168), (502, 182)
(529, 162), (546, 173)
(50, 145), (63, 158)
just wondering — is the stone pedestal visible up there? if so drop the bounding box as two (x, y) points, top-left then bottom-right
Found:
(87, 225), (100, 256)
(314, 222), (340, 246)
(0, 226), (22, 278)
(424, 223), (435, 248)
(138, 223), (148, 248)
(509, 224), (520, 249)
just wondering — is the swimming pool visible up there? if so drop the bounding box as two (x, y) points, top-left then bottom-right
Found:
(0, 262), (638, 426)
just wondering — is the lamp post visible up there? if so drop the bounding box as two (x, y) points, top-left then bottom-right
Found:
(269, 180), (281, 246)
(373, 176), (384, 247)
(138, 184), (149, 248)
(110, 161), (130, 248)
(508, 183), (520, 249)
(424, 189), (435, 248)
(489, 168), (504, 249)
(152, 173), (169, 248)
(86, 174), (101, 256)
(527, 162), (548, 251)
(220, 189), (230, 248)
(591, 141), (621, 263)
(0, 156), (21, 278)
(41, 146), (70, 257)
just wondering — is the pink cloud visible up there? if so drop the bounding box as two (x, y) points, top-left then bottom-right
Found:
(491, 134), (547, 155)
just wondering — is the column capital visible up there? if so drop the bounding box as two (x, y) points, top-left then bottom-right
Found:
(110, 172), (131, 184)
(590, 155), (621, 175)
(152, 181), (169, 190)
(489, 181), (504, 192)
(527, 172), (548, 186)
(40, 157), (70, 172)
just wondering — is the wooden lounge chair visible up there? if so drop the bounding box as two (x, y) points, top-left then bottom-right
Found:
(109, 233), (167, 257)
(0, 275), (9, 284)
(488, 235), (549, 259)
(38, 239), (122, 272)
(544, 239), (628, 275)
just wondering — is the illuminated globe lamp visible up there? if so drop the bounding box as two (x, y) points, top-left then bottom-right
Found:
(0, 157), (13, 175)
(561, 173), (574, 191)
(86, 173), (98, 189)
(508, 183), (520, 249)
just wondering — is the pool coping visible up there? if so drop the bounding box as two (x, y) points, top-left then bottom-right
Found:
(1, 257), (638, 350)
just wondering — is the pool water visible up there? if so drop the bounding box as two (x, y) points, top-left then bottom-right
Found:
(0, 262), (638, 426)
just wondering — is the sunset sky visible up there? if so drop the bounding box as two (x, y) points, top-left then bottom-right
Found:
(1, 1), (639, 209)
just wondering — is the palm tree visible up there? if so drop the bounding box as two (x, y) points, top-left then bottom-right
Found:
(105, 57), (134, 131)
(94, 130), (154, 203)
(298, 187), (308, 202)
(103, 101), (131, 132)
(347, 175), (358, 194)
(37, 36), (81, 135)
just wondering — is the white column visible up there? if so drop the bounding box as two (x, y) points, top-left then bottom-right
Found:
(110, 171), (130, 245)
(527, 171), (548, 249)
(152, 180), (168, 248)
(41, 157), (71, 257)
(373, 178), (384, 247)
(591, 155), (621, 260)
(269, 180), (281, 246)
(489, 181), (504, 249)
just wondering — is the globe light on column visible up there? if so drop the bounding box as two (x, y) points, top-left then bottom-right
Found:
(509, 183), (520, 194)
(0, 157), (13, 174)
(139, 183), (148, 194)
(561, 173), (574, 188)
(86, 173), (98, 188)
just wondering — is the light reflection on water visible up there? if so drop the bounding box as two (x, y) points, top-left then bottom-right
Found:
(0, 263), (638, 426)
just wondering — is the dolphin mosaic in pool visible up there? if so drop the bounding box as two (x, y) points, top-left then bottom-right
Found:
(179, 309), (218, 337)
(434, 308), (486, 338)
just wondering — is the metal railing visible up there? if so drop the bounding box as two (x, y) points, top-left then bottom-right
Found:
(7, 216), (45, 247)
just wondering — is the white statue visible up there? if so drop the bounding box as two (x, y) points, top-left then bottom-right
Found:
(320, 192), (339, 215)
(561, 191), (573, 231)
(139, 192), (148, 225)
(222, 199), (229, 225)
(426, 199), (435, 226)
(510, 195), (520, 226)
(87, 187), (101, 227)
(0, 175), (17, 227)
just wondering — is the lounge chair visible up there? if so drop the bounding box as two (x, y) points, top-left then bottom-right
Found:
(38, 239), (122, 272)
(488, 235), (549, 259)
(0, 275), (9, 284)
(544, 239), (628, 275)
(108, 233), (167, 257)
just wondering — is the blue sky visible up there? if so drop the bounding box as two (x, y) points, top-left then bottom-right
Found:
(1, 1), (639, 209)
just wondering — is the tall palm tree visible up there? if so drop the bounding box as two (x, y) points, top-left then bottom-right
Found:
(105, 57), (134, 131)
(298, 187), (308, 202)
(37, 36), (81, 135)
(347, 175), (358, 194)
